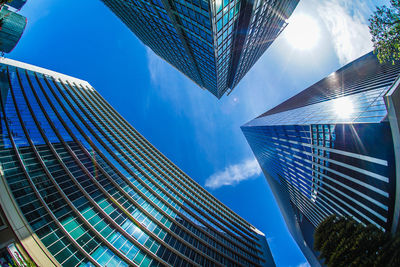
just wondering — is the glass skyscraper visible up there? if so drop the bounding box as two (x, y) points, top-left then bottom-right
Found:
(4, 0), (27, 10)
(242, 52), (400, 266)
(0, 58), (274, 266)
(100, 0), (298, 98)
(0, 6), (27, 53)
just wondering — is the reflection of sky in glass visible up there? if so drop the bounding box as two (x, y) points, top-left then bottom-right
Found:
(214, 0), (222, 13)
(245, 86), (390, 127)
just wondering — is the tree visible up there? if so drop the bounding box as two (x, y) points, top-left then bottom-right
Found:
(369, 0), (400, 64)
(314, 215), (400, 267)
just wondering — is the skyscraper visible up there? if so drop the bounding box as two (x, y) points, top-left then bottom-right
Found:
(0, 58), (274, 266)
(4, 0), (27, 10)
(242, 52), (400, 266)
(0, 6), (27, 53)
(100, 0), (299, 98)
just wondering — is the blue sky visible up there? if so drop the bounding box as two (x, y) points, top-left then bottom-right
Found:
(8, 0), (389, 266)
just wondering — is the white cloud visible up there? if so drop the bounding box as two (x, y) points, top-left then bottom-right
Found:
(297, 262), (310, 267)
(146, 47), (172, 88)
(205, 158), (262, 189)
(316, 0), (373, 65)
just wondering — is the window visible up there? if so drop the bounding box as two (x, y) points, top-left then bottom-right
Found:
(0, 211), (7, 231)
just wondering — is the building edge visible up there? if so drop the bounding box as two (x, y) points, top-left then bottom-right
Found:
(385, 75), (400, 233)
(239, 131), (320, 266)
(257, 232), (276, 267)
(0, 57), (92, 88)
(0, 165), (59, 266)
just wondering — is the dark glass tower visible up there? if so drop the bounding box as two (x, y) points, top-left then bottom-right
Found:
(4, 0), (27, 10)
(100, 0), (299, 98)
(0, 58), (274, 266)
(242, 52), (400, 266)
(0, 6), (27, 53)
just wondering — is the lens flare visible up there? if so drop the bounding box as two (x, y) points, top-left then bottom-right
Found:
(284, 14), (320, 50)
(333, 97), (354, 118)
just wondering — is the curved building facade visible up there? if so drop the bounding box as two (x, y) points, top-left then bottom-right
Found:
(0, 58), (274, 266)
(242, 52), (400, 266)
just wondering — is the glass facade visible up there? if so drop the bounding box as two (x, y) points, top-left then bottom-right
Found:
(0, 58), (274, 266)
(100, 0), (298, 98)
(0, 6), (27, 53)
(5, 0), (28, 10)
(242, 52), (400, 266)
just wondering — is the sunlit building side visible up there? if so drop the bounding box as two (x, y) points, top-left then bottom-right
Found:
(100, 0), (299, 98)
(0, 58), (274, 266)
(242, 52), (400, 266)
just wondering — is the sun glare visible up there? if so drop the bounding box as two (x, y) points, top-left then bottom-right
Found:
(333, 98), (354, 119)
(284, 14), (320, 50)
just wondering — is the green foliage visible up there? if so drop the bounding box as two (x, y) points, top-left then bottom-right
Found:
(314, 215), (400, 267)
(369, 0), (400, 64)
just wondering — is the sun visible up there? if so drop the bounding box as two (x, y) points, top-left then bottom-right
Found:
(284, 14), (320, 50)
(333, 97), (354, 118)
